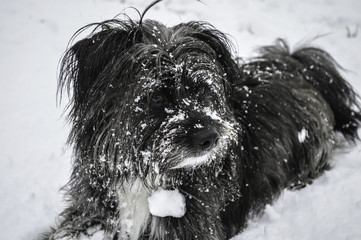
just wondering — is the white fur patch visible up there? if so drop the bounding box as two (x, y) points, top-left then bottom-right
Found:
(117, 178), (151, 240)
(170, 135), (233, 169)
(171, 153), (211, 169)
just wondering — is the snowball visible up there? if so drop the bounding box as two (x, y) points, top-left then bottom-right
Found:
(148, 188), (186, 218)
(78, 225), (105, 240)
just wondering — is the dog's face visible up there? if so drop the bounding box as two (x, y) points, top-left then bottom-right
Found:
(131, 56), (239, 173)
(60, 20), (240, 189)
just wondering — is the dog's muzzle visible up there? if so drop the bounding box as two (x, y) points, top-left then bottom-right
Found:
(149, 108), (238, 171)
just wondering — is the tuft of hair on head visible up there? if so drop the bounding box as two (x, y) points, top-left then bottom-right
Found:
(139, 0), (163, 27)
(139, 0), (205, 27)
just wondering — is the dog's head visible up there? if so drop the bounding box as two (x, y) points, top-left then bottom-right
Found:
(59, 19), (241, 189)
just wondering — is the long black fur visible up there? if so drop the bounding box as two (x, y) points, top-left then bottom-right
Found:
(46, 10), (361, 240)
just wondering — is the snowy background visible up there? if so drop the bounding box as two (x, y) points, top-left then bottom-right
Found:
(1, 0), (360, 239)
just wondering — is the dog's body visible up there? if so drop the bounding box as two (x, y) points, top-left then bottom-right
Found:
(46, 15), (361, 240)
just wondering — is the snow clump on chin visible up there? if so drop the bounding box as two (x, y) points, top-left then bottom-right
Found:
(148, 188), (186, 218)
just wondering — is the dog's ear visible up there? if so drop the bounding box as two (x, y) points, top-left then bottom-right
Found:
(58, 21), (139, 107)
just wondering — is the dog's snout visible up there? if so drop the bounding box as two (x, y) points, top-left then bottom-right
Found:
(194, 129), (220, 151)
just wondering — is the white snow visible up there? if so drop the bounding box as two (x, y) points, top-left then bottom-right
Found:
(297, 127), (308, 143)
(1, 0), (361, 240)
(231, 139), (361, 240)
(204, 107), (223, 121)
(148, 188), (186, 218)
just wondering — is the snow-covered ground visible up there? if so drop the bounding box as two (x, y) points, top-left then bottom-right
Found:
(0, 0), (360, 239)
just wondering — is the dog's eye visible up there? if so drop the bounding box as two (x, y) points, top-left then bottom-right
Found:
(198, 87), (206, 96)
(150, 94), (167, 107)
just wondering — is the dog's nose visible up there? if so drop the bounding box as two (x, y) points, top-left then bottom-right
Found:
(194, 129), (220, 151)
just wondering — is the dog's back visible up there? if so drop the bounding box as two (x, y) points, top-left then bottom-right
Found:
(259, 39), (361, 138)
(223, 39), (361, 236)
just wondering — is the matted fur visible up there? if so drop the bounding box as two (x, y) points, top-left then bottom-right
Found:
(45, 6), (361, 240)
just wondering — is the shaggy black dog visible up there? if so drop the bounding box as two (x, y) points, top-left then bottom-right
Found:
(46, 5), (361, 240)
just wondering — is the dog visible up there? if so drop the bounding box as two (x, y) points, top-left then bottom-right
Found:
(45, 4), (361, 240)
